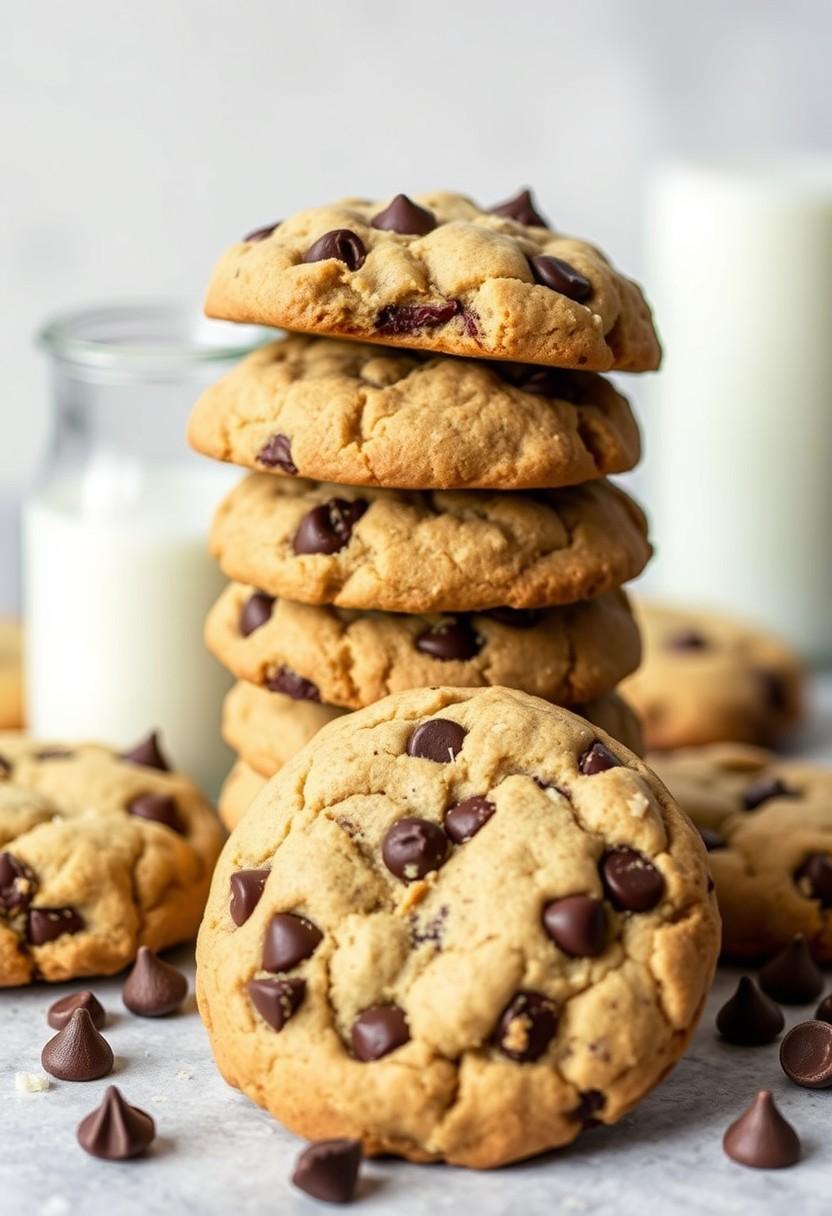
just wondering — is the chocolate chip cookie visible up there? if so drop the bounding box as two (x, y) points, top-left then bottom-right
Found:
(0, 733), (224, 985)
(621, 602), (804, 751)
(188, 334), (641, 490)
(196, 686), (717, 1167)
(210, 474), (651, 614)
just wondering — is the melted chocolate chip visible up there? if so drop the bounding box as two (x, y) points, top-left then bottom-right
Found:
(266, 666), (321, 702)
(376, 299), (461, 335)
(293, 498), (368, 555)
(489, 188), (549, 228)
(257, 433), (297, 474)
(244, 222), (279, 242)
(302, 228), (366, 270)
(742, 776), (799, 811)
(351, 1004), (410, 1061)
(795, 854), (832, 905)
(27, 906), (84, 945)
(496, 991), (558, 1062)
(444, 796), (495, 844)
(480, 606), (541, 628)
(292, 1138), (362, 1204)
(415, 618), (483, 661)
(779, 1019), (832, 1088)
(229, 869), (269, 926)
(239, 591), (276, 637)
(248, 977), (306, 1031)
(122, 947), (188, 1017)
(716, 977), (785, 1046)
(759, 935), (824, 1004)
(121, 731), (170, 772)
(263, 912), (323, 972)
(406, 719), (467, 763)
(77, 1086), (156, 1160)
(0, 852), (37, 914)
(48, 990), (106, 1032)
(579, 741), (621, 775)
(529, 255), (592, 302)
(542, 895), (606, 958)
(382, 818), (448, 882)
(723, 1090), (801, 1169)
(371, 193), (436, 235)
(601, 848), (664, 913)
(41, 1008), (114, 1081)
(128, 793), (184, 834)
(699, 827), (726, 852)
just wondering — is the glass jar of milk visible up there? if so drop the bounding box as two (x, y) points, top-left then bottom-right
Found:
(25, 303), (268, 795)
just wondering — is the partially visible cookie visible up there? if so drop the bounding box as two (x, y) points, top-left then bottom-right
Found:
(218, 760), (265, 832)
(0, 733), (224, 985)
(188, 335), (641, 490)
(621, 602), (804, 750)
(210, 474), (651, 614)
(205, 191), (661, 372)
(0, 619), (23, 730)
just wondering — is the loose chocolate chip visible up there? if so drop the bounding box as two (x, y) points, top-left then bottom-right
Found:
(601, 848), (664, 913)
(292, 1138), (363, 1204)
(542, 895), (606, 958)
(579, 740), (621, 775)
(795, 854), (832, 905)
(247, 977), (306, 1031)
(375, 300), (461, 336)
(77, 1086), (156, 1160)
(35, 748), (74, 761)
(382, 817), (448, 882)
(41, 1008), (114, 1082)
(489, 188), (549, 228)
(122, 947), (188, 1017)
(293, 498), (368, 556)
(351, 1004), (410, 1061)
(816, 994), (832, 1024)
(496, 991), (558, 1062)
(127, 793), (184, 834)
(302, 229), (366, 271)
(0, 852), (37, 913)
(759, 935), (824, 1004)
(699, 827), (726, 852)
(243, 222), (279, 243)
(415, 618), (483, 661)
(570, 1089), (605, 1123)
(716, 976), (785, 1046)
(371, 193), (436, 235)
(265, 665), (321, 702)
(666, 629), (709, 651)
(529, 255), (592, 302)
(780, 1019), (832, 1088)
(257, 432), (297, 474)
(121, 731), (170, 772)
(240, 591), (276, 637)
(230, 869), (270, 927)
(444, 796), (495, 844)
(263, 912), (323, 972)
(48, 990), (106, 1032)
(493, 363), (577, 401)
(26, 906), (84, 945)
(723, 1090), (801, 1169)
(406, 719), (467, 763)
(742, 775), (799, 811)
(480, 606), (541, 628)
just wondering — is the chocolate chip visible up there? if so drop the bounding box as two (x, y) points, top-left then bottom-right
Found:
(239, 591), (275, 637)
(292, 1138), (363, 1204)
(229, 869), (269, 926)
(415, 618), (483, 661)
(816, 994), (832, 1024)
(247, 977), (306, 1031)
(489, 188), (549, 228)
(779, 1019), (832, 1088)
(48, 990), (106, 1032)
(382, 818), (448, 882)
(376, 300), (461, 335)
(41, 1007), (114, 1081)
(666, 629), (709, 651)
(742, 776), (799, 811)
(406, 719), (467, 763)
(35, 748), (74, 761)
(542, 895), (606, 958)
(244, 222), (279, 242)
(716, 976), (785, 1046)
(265, 665), (321, 702)
(0, 852), (37, 914)
(493, 363), (577, 401)
(480, 606), (541, 628)
(579, 741), (621, 775)
(761, 670), (790, 713)
(122, 947), (188, 1017)
(699, 827), (726, 852)
(77, 1086), (156, 1160)
(529, 255), (592, 302)
(351, 1004), (410, 1061)
(496, 991), (558, 1062)
(263, 912), (323, 972)
(444, 796), (495, 844)
(570, 1089), (605, 1124)
(795, 854), (832, 905)
(371, 193), (436, 235)
(601, 848), (664, 913)
(723, 1090), (801, 1169)
(26, 906), (84, 945)
(293, 498), (368, 556)
(759, 935), (824, 1004)
(128, 793), (184, 834)
(257, 433), (297, 474)
(302, 229), (366, 271)
(121, 731), (170, 772)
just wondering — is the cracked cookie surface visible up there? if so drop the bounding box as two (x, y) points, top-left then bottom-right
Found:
(204, 191), (660, 372)
(188, 334), (641, 490)
(196, 686), (717, 1167)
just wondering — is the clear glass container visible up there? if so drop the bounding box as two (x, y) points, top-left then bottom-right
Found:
(25, 302), (269, 795)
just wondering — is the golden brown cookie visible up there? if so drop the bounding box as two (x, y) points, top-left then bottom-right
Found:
(0, 619), (24, 730)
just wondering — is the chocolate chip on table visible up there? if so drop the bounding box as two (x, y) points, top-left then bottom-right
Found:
(666, 629), (709, 651)
(815, 994), (832, 1024)
(489, 188), (549, 228)
(444, 796), (495, 844)
(229, 869), (270, 926)
(601, 848), (664, 913)
(292, 1138), (363, 1204)
(742, 775), (798, 811)
(371, 193), (436, 235)
(121, 731), (170, 772)
(351, 1004), (410, 1061)
(578, 741), (621, 775)
(382, 818), (448, 882)
(127, 793), (184, 834)
(0, 852), (37, 913)
(243, 222), (279, 243)
(528, 255), (592, 302)
(480, 606), (541, 628)
(257, 432), (297, 474)
(263, 912), (323, 972)
(698, 827), (726, 852)
(758, 935), (824, 1004)
(265, 666), (321, 702)
(715, 977), (784, 1046)
(496, 991), (558, 1062)
(542, 895), (606, 958)
(122, 947), (188, 1017)
(406, 719), (467, 763)
(26, 906), (84, 945)
(77, 1086), (156, 1160)
(248, 977), (306, 1031)
(375, 299), (461, 336)
(41, 1008), (114, 1081)
(48, 990), (106, 1032)
(415, 618), (483, 661)
(293, 498), (368, 556)
(239, 591), (276, 637)
(779, 1019), (832, 1089)
(794, 854), (832, 905)
(723, 1090), (801, 1169)
(302, 229), (366, 271)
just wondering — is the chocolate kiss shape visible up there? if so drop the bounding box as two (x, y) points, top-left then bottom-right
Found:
(122, 947), (188, 1017)
(121, 731), (170, 772)
(489, 187), (549, 228)
(229, 869), (269, 926)
(715, 976), (784, 1046)
(262, 912), (323, 972)
(723, 1090), (801, 1169)
(128, 793), (184, 834)
(579, 740), (620, 775)
(371, 193), (436, 235)
(759, 935), (824, 1005)
(779, 1019), (832, 1089)
(351, 1004), (410, 1061)
(48, 990), (106, 1031)
(239, 591), (275, 638)
(77, 1086), (155, 1160)
(41, 1008), (114, 1081)
(292, 1138), (363, 1204)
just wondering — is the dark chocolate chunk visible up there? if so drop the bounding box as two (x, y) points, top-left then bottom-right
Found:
(77, 1086), (156, 1159)
(121, 731), (170, 772)
(579, 741), (621, 775)
(382, 818), (448, 882)
(795, 854), (832, 905)
(406, 719), (467, 763)
(48, 990), (106, 1032)
(239, 590), (275, 637)
(263, 912), (323, 972)
(496, 991), (558, 1062)
(489, 188), (549, 228)
(41, 1007), (114, 1081)
(742, 776), (799, 811)
(293, 498), (368, 556)
(529, 255), (592, 302)
(292, 1137), (362, 1204)
(376, 300), (461, 335)
(247, 977), (306, 1031)
(351, 1004), (410, 1061)
(122, 947), (188, 1017)
(759, 935), (824, 1004)
(444, 796), (495, 844)
(229, 869), (269, 926)
(723, 1090), (800, 1169)
(716, 976), (784, 1046)
(265, 666), (321, 702)
(542, 895), (606, 958)
(0, 852), (37, 914)
(601, 848), (664, 912)
(26, 906), (84, 945)
(302, 229), (366, 271)
(371, 193), (436, 235)
(127, 793), (184, 834)
(257, 432), (297, 474)
(244, 222), (279, 243)
(415, 618), (483, 661)
(779, 1019), (832, 1088)
(570, 1089), (605, 1124)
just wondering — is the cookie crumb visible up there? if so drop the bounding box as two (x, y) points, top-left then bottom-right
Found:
(176, 1070), (192, 1080)
(15, 1071), (49, 1092)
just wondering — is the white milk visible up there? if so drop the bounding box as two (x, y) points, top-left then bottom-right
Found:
(24, 462), (237, 795)
(645, 159), (832, 661)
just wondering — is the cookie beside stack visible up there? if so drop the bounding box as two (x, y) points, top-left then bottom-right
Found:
(188, 190), (661, 828)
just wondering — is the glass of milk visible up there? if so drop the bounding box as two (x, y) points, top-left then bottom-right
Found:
(25, 302), (269, 794)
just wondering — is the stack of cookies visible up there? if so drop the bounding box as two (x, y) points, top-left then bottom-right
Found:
(188, 190), (662, 828)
